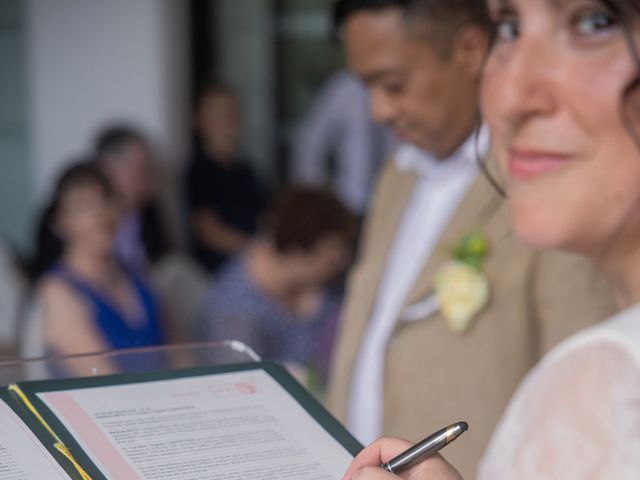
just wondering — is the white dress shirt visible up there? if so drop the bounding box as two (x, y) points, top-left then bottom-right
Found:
(291, 71), (396, 213)
(347, 129), (489, 444)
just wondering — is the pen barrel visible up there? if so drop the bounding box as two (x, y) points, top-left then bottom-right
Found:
(384, 430), (449, 472)
(381, 422), (467, 474)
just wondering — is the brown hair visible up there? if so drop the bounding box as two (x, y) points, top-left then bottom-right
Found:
(263, 187), (358, 254)
(95, 124), (148, 160)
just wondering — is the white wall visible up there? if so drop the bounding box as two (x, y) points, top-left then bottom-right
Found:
(26, 0), (190, 237)
(0, 1), (32, 250)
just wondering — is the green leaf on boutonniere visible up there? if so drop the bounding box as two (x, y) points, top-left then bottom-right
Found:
(451, 232), (490, 272)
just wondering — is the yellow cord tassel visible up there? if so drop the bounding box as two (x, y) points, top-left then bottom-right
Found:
(9, 384), (93, 480)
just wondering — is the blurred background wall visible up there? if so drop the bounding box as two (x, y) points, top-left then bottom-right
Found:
(0, 1), (31, 250)
(27, 0), (191, 247)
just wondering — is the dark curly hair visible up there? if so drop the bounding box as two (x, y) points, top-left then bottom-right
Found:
(262, 187), (358, 254)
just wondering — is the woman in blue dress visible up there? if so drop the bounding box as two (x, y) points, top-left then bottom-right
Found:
(33, 161), (165, 374)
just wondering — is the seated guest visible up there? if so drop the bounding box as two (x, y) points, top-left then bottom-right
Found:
(195, 187), (357, 386)
(184, 83), (265, 274)
(33, 162), (165, 373)
(94, 125), (172, 273)
(95, 125), (208, 344)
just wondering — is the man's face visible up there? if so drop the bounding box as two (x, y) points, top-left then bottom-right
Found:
(343, 9), (479, 157)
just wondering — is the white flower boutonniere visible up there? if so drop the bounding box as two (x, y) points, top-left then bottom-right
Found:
(435, 232), (491, 334)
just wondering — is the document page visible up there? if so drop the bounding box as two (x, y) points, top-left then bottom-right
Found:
(37, 369), (354, 479)
(0, 399), (70, 479)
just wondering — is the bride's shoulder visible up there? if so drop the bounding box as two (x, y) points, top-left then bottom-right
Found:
(479, 305), (640, 479)
(539, 303), (640, 372)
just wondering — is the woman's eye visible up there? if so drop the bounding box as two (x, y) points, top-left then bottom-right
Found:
(573, 11), (617, 36)
(494, 18), (520, 42)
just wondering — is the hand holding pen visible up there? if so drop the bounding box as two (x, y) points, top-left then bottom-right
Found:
(342, 422), (467, 480)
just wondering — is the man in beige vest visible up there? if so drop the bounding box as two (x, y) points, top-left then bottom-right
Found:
(326, 0), (616, 477)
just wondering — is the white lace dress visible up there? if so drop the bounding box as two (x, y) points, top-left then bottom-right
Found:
(478, 303), (640, 479)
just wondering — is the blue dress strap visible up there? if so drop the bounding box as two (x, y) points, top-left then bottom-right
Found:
(49, 264), (165, 351)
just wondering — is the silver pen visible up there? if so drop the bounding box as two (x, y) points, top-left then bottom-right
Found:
(381, 421), (468, 474)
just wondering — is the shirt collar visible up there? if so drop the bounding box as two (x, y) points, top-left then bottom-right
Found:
(394, 125), (489, 179)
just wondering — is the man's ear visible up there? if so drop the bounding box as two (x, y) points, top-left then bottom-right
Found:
(451, 25), (490, 80)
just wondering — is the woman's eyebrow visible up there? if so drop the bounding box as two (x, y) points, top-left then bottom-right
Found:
(549, 0), (577, 11)
(490, 0), (570, 12)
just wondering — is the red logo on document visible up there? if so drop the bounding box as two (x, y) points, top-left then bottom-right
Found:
(208, 382), (260, 398)
(235, 382), (258, 395)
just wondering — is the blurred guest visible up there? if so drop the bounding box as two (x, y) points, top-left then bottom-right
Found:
(291, 70), (396, 215)
(95, 125), (209, 344)
(94, 125), (172, 272)
(33, 162), (165, 368)
(185, 83), (265, 274)
(195, 187), (357, 386)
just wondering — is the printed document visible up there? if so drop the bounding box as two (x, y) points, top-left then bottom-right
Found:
(38, 369), (354, 479)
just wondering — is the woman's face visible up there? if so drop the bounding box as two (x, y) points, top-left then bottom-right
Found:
(482, 0), (640, 258)
(57, 181), (118, 254)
